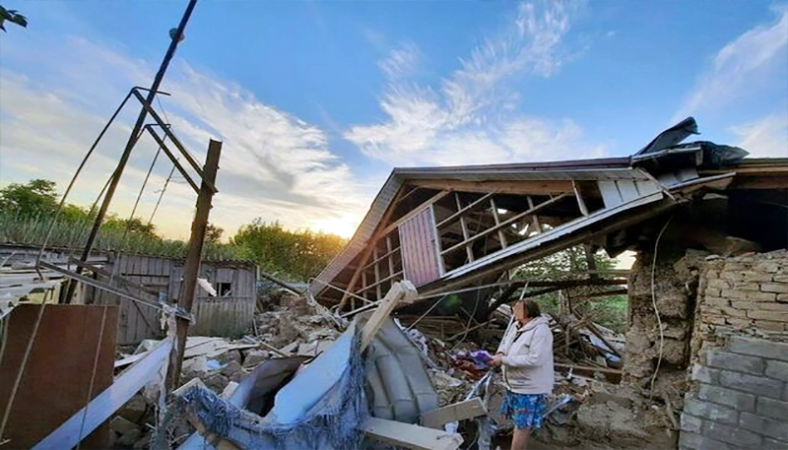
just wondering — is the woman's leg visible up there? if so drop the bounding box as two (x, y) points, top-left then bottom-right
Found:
(510, 427), (531, 450)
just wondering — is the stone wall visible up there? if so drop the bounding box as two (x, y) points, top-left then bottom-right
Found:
(693, 250), (788, 335)
(679, 250), (788, 450)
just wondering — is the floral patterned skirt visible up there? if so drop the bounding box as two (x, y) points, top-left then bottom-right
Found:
(500, 391), (547, 429)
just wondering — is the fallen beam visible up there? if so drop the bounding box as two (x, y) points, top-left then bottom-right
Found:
(361, 417), (463, 450)
(360, 280), (417, 350)
(421, 397), (487, 429)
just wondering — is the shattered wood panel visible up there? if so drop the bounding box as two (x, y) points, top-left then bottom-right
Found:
(0, 305), (117, 449)
(399, 207), (442, 287)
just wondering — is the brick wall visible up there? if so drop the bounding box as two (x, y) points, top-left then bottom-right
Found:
(679, 336), (788, 449)
(679, 250), (788, 450)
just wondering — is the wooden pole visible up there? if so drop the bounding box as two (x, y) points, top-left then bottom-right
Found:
(167, 139), (221, 391)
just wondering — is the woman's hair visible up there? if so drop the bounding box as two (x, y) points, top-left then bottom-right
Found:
(517, 299), (541, 318)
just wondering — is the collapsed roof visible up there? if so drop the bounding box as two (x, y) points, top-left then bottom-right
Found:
(310, 118), (788, 313)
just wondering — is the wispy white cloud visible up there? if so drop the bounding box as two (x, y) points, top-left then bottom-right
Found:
(729, 114), (788, 158)
(377, 42), (420, 79)
(672, 7), (788, 122)
(345, 0), (602, 167)
(0, 36), (368, 238)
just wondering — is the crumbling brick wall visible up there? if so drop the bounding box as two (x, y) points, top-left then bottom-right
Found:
(679, 250), (788, 450)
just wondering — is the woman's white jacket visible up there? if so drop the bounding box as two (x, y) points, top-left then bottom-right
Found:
(496, 314), (554, 395)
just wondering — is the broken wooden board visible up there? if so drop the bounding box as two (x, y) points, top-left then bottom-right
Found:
(361, 417), (463, 450)
(1, 305), (118, 449)
(34, 337), (172, 450)
(421, 397), (487, 429)
(360, 280), (417, 350)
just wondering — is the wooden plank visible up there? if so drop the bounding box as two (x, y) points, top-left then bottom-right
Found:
(489, 198), (508, 248)
(440, 193), (571, 256)
(421, 398), (488, 429)
(378, 190), (451, 237)
(356, 271), (404, 295)
(169, 139), (221, 391)
(338, 186), (410, 310)
(454, 193), (475, 263)
(33, 338), (172, 450)
(360, 281), (417, 350)
(361, 417), (463, 450)
(373, 247), (382, 299)
(572, 181), (589, 216)
(526, 196), (542, 233)
(1, 305), (118, 449)
(437, 192), (495, 228)
(408, 179), (573, 196)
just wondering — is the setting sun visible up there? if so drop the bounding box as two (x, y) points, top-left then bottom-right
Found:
(312, 214), (362, 239)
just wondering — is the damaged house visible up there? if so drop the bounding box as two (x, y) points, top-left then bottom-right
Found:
(304, 117), (788, 448)
(2, 117), (787, 450)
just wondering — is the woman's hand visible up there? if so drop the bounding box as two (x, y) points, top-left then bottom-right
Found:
(490, 354), (504, 367)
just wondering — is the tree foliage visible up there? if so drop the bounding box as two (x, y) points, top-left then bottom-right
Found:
(0, 179), (59, 216)
(232, 219), (346, 281)
(0, 5), (27, 32)
(0, 179), (346, 281)
(515, 246), (628, 332)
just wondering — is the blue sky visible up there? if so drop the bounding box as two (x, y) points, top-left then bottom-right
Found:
(0, 0), (786, 239)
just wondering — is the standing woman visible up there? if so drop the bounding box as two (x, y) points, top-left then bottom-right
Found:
(490, 299), (554, 450)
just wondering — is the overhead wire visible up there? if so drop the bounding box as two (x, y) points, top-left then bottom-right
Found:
(35, 92), (135, 268)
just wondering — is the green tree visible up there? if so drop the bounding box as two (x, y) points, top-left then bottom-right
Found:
(231, 219), (346, 281)
(0, 179), (59, 216)
(0, 5), (27, 32)
(206, 223), (224, 244)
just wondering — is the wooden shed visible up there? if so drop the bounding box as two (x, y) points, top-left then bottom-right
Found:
(85, 253), (257, 345)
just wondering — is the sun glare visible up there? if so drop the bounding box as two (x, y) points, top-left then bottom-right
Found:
(312, 215), (361, 239)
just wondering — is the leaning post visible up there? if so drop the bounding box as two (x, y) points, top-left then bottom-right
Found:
(167, 139), (222, 391)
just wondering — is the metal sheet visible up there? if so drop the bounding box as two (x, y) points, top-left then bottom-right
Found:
(398, 208), (442, 287)
(0, 305), (118, 449)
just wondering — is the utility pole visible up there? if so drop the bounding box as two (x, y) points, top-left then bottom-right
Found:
(167, 139), (221, 391)
(63, 0), (198, 303)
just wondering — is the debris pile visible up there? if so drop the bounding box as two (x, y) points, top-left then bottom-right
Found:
(103, 282), (678, 450)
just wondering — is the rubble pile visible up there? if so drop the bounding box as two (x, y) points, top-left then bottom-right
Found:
(108, 285), (676, 449)
(110, 290), (343, 449)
